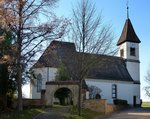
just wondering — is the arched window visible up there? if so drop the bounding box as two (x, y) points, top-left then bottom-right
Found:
(37, 73), (42, 92)
(95, 94), (101, 99)
(112, 84), (117, 99)
(88, 85), (102, 99)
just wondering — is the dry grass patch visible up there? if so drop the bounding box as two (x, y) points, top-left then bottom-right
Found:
(142, 102), (150, 107)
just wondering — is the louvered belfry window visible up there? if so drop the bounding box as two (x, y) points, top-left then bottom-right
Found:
(130, 47), (136, 56)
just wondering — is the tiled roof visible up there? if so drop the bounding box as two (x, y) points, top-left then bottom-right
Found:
(33, 40), (133, 82)
(117, 18), (141, 46)
(46, 81), (80, 85)
(32, 40), (76, 68)
(87, 55), (133, 81)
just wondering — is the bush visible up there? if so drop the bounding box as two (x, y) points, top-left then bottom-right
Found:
(113, 99), (128, 105)
(69, 115), (86, 119)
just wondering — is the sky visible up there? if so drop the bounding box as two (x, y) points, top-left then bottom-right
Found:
(23, 0), (150, 101)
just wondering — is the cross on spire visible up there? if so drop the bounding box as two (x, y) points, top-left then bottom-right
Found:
(126, 0), (129, 19)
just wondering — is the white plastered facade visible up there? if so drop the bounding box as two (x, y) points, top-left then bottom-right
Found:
(30, 67), (141, 105)
(30, 67), (57, 99)
(118, 42), (140, 81)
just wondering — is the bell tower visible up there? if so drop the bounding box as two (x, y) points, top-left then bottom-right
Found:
(117, 6), (141, 82)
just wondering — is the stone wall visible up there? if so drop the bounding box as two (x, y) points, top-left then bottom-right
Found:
(106, 104), (118, 114)
(83, 99), (107, 114)
(83, 99), (126, 114)
(23, 99), (46, 107)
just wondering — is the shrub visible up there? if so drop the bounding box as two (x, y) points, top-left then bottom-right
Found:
(113, 99), (128, 105)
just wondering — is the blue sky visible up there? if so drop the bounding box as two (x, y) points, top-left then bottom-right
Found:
(23, 0), (150, 101)
(53, 0), (150, 101)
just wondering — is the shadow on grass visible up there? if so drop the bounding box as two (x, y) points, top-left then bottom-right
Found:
(0, 108), (44, 119)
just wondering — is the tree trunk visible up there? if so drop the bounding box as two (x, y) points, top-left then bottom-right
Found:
(4, 94), (7, 110)
(1, 64), (8, 110)
(78, 80), (82, 116)
(17, 0), (23, 111)
(17, 66), (23, 111)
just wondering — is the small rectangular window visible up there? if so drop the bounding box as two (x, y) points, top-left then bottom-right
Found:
(112, 84), (117, 99)
(120, 49), (124, 57)
(130, 48), (136, 56)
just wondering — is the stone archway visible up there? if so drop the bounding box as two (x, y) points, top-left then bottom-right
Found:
(54, 87), (72, 105)
(45, 81), (79, 106)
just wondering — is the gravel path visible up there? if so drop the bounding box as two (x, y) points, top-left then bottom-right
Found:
(33, 106), (71, 119)
(96, 107), (150, 119)
(33, 106), (150, 119)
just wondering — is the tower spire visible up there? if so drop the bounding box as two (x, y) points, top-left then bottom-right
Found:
(126, 0), (129, 19)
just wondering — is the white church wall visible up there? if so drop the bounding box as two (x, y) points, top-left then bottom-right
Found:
(30, 67), (57, 99)
(30, 84), (41, 99)
(85, 79), (113, 103)
(118, 42), (140, 82)
(85, 79), (137, 105)
(126, 62), (140, 81)
(126, 42), (139, 60)
(118, 42), (139, 60)
(118, 42), (127, 58)
(46, 67), (58, 81)
(30, 68), (140, 105)
(117, 83), (133, 104)
(133, 84), (141, 104)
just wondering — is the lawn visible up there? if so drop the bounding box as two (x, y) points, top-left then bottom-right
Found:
(0, 108), (44, 119)
(142, 102), (150, 107)
(0, 106), (103, 119)
(69, 107), (103, 119)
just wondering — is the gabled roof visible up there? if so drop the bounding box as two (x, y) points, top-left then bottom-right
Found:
(117, 18), (141, 46)
(32, 40), (76, 68)
(33, 40), (133, 82)
(87, 55), (133, 81)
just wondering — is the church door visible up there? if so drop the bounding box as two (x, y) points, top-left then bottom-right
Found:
(133, 96), (136, 107)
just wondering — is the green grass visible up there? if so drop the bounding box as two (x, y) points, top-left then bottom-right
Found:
(0, 106), (103, 119)
(142, 102), (150, 107)
(82, 108), (103, 119)
(0, 108), (44, 119)
(69, 115), (86, 119)
(69, 107), (103, 119)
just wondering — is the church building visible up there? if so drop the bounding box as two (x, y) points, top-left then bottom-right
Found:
(30, 12), (141, 106)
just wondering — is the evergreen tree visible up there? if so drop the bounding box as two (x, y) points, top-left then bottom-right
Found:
(55, 63), (70, 81)
(0, 28), (16, 110)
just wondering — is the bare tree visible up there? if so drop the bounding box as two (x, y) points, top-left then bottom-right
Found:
(0, 0), (68, 111)
(69, 0), (116, 115)
(145, 67), (150, 98)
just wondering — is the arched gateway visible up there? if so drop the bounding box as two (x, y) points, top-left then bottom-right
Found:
(45, 81), (79, 106)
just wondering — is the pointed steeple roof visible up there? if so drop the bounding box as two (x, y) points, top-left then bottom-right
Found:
(117, 18), (141, 46)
